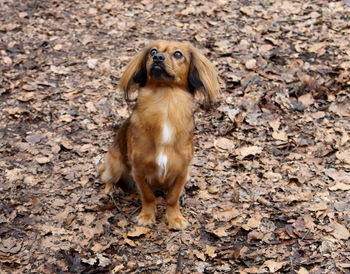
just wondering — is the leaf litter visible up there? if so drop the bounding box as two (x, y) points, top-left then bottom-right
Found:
(1, 0), (350, 273)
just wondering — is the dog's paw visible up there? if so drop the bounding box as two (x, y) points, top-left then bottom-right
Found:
(167, 213), (189, 230)
(104, 181), (113, 196)
(136, 212), (156, 227)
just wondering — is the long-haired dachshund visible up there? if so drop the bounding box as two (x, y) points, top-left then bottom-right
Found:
(99, 40), (219, 230)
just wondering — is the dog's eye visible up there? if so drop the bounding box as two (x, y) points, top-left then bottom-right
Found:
(150, 49), (158, 57)
(173, 51), (183, 59)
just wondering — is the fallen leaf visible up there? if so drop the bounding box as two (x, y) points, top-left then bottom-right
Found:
(336, 150), (350, 164)
(59, 114), (74, 123)
(325, 169), (350, 184)
(96, 253), (111, 267)
(214, 137), (235, 151)
(36, 156), (51, 164)
(87, 58), (98, 69)
(82, 257), (97, 265)
(50, 65), (70, 75)
(272, 130), (288, 141)
(330, 221), (350, 240)
(86, 102), (97, 113)
(329, 182), (350, 191)
(269, 119), (280, 131)
(298, 93), (314, 106)
(236, 145), (263, 159)
(193, 250), (205, 261)
(212, 226), (228, 237)
(54, 44), (63, 51)
(205, 245), (217, 258)
(245, 59), (257, 70)
(0, 237), (22, 254)
(112, 265), (125, 273)
(5, 168), (23, 183)
(215, 208), (240, 222)
(91, 243), (104, 253)
(127, 226), (151, 238)
(262, 260), (284, 273)
(243, 215), (261, 230)
(297, 267), (309, 274)
(248, 230), (264, 241)
(309, 202), (328, 212)
(329, 102), (350, 117)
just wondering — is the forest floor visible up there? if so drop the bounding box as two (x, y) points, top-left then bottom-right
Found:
(1, 0), (350, 273)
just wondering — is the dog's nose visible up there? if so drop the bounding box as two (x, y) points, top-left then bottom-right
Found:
(153, 53), (165, 64)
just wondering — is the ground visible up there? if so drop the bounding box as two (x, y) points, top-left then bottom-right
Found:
(1, 0), (350, 273)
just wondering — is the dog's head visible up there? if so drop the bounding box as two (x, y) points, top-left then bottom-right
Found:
(119, 40), (219, 104)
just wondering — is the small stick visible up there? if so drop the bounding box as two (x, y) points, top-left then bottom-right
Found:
(109, 184), (123, 213)
(175, 248), (185, 274)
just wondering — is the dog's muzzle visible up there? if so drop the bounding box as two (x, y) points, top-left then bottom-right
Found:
(150, 53), (167, 79)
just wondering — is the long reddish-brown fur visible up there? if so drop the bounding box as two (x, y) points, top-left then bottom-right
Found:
(99, 40), (219, 230)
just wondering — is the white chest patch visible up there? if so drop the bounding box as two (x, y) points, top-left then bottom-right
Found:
(162, 122), (172, 144)
(157, 152), (168, 181)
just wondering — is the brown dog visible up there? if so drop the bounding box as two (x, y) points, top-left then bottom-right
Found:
(99, 40), (219, 230)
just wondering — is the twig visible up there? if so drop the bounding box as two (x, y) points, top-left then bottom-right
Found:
(109, 184), (123, 213)
(301, 230), (310, 241)
(129, 205), (141, 217)
(175, 247), (185, 274)
(275, 18), (309, 24)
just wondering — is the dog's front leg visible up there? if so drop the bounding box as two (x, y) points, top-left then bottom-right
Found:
(133, 172), (156, 227)
(166, 170), (189, 230)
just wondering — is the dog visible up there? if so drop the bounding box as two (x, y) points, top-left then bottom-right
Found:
(99, 40), (219, 230)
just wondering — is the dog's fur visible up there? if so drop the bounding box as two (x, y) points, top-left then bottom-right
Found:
(99, 40), (219, 230)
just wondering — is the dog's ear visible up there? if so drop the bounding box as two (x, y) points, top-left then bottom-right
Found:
(188, 45), (219, 105)
(119, 44), (151, 99)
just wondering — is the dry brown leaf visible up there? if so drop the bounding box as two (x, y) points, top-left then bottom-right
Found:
(50, 65), (70, 75)
(329, 182), (350, 191)
(0, 237), (22, 254)
(35, 156), (51, 164)
(329, 102), (350, 117)
(87, 58), (98, 69)
(241, 267), (258, 273)
(298, 93), (314, 106)
(127, 226), (151, 238)
(309, 202), (328, 212)
(212, 226), (228, 237)
(242, 215), (261, 230)
(236, 145), (263, 159)
(248, 230), (264, 241)
(297, 267), (309, 274)
(18, 92), (35, 102)
(272, 130), (288, 141)
(325, 169), (350, 184)
(54, 44), (63, 51)
(215, 208), (240, 222)
(5, 168), (23, 183)
(112, 265), (125, 273)
(96, 253), (111, 267)
(330, 221), (350, 240)
(205, 245), (217, 258)
(214, 137), (235, 151)
(193, 250), (205, 261)
(336, 150), (350, 165)
(245, 59), (257, 70)
(59, 114), (74, 123)
(262, 260), (284, 273)
(91, 243), (104, 253)
(86, 102), (97, 113)
(269, 119), (280, 131)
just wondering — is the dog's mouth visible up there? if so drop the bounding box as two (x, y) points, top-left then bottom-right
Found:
(150, 64), (174, 81)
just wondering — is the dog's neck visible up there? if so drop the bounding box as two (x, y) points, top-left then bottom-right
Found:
(131, 86), (195, 141)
